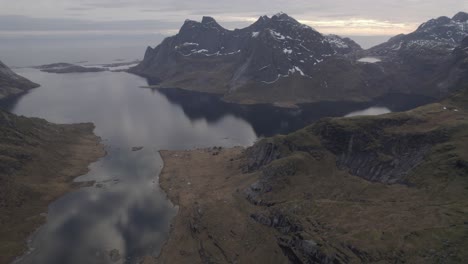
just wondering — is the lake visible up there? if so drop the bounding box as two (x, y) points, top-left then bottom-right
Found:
(1, 68), (434, 264)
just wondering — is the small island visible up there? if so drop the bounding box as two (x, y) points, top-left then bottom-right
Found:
(34, 63), (108, 74)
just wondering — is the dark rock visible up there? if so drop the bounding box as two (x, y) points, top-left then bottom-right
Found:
(277, 235), (340, 264)
(250, 211), (302, 234)
(313, 118), (449, 183)
(131, 146), (144, 151)
(244, 142), (283, 172)
(109, 249), (121, 262)
(453, 12), (468, 22)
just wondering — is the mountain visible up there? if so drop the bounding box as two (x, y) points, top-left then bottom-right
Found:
(130, 13), (369, 105)
(0, 60), (39, 100)
(131, 12), (468, 106)
(325, 34), (363, 55)
(369, 12), (468, 58)
(357, 12), (468, 100)
(153, 39), (468, 264)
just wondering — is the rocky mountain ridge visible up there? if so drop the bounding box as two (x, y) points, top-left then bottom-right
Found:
(136, 12), (360, 84)
(369, 11), (468, 57)
(130, 13), (370, 104)
(131, 12), (468, 106)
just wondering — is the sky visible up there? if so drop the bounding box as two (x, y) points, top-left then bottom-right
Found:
(0, 0), (466, 66)
(0, 0), (466, 37)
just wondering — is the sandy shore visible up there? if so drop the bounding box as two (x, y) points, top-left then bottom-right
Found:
(142, 147), (291, 264)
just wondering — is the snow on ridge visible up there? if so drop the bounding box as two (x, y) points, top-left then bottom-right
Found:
(357, 57), (381, 63)
(182, 42), (199, 46)
(269, 29), (286, 40)
(391, 41), (403, 51)
(288, 66), (306, 76)
(258, 65), (271, 71)
(252, 32), (260, 38)
(261, 65), (310, 84)
(325, 35), (349, 49)
(180, 49), (241, 57)
(283, 48), (293, 55)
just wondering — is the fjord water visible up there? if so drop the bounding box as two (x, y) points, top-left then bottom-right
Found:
(1, 68), (431, 264)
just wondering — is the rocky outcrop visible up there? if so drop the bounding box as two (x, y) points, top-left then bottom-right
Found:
(312, 118), (449, 183)
(0, 60), (39, 100)
(277, 236), (343, 264)
(244, 142), (284, 172)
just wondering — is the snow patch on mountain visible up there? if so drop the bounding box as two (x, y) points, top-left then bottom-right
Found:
(283, 48), (293, 55)
(270, 30), (286, 40)
(325, 35), (349, 49)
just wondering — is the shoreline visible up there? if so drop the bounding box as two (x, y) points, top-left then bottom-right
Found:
(145, 147), (290, 264)
(146, 101), (468, 263)
(0, 121), (106, 263)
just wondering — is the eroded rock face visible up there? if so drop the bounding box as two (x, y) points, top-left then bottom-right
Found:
(277, 236), (341, 264)
(312, 119), (449, 183)
(244, 142), (284, 172)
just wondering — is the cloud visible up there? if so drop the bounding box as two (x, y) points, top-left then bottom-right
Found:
(0, 0), (466, 36)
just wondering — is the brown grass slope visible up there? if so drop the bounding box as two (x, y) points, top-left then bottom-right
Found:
(0, 110), (105, 263)
(153, 84), (468, 264)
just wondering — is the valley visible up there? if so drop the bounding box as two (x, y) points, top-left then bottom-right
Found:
(0, 8), (467, 264)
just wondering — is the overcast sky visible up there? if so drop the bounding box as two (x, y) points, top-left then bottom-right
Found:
(0, 0), (466, 38)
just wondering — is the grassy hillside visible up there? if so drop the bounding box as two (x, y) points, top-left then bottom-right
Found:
(0, 61), (39, 100)
(241, 87), (468, 263)
(155, 86), (468, 263)
(0, 110), (105, 263)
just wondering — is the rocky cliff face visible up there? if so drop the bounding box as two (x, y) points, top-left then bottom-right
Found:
(0, 60), (39, 100)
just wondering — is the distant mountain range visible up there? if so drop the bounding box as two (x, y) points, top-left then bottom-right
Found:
(0, 60), (39, 100)
(369, 12), (468, 57)
(130, 12), (468, 106)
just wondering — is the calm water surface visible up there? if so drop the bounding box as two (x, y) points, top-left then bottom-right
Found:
(1, 68), (432, 264)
